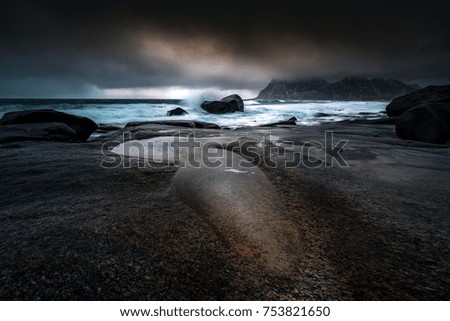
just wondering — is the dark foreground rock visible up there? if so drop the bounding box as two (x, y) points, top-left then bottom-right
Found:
(396, 102), (450, 144)
(167, 107), (188, 116)
(384, 85), (450, 144)
(0, 122), (78, 143)
(0, 109), (98, 142)
(201, 94), (244, 114)
(386, 85), (450, 116)
(0, 123), (449, 300)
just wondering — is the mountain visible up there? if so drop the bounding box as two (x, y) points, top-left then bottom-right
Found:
(256, 77), (419, 100)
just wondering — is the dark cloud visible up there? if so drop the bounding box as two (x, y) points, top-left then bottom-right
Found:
(1, 0), (449, 97)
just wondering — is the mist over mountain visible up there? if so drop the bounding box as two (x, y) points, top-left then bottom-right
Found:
(256, 77), (419, 100)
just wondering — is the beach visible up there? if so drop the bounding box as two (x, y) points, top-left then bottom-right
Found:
(2, 1), (450, 314)
(1, 119), (449, 300)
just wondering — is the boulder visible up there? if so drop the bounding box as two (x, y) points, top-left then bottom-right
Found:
(200, 94), (244, 114)
(0, 122), (78, 144)
(0, 109), (98, 141)
(260, 116), (297, 127)
(386, 85), (450, 117)
(395, 102), (450, 144)
(167, 107), (188, 116)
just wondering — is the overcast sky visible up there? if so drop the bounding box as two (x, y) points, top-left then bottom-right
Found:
(1, 0), (449, 98)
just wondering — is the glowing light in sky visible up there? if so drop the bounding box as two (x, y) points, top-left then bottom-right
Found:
(100, 86), (258, 99)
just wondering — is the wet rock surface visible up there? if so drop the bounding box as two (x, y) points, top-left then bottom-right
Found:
(125, 120), (220, 130)
(167, 107), (188, 116)
(1, 122), (449, 300)
(173, 149), (298, 274)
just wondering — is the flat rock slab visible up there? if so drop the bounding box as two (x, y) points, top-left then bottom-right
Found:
(173, 149), (298, 273)
(1, 122), (450, 300)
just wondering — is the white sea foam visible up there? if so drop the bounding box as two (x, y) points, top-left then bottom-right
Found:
(225, 169), (248, 174)
(0, 99), (388, 127)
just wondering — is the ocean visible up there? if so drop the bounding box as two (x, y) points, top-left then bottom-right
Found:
(0, 98), (388, 128)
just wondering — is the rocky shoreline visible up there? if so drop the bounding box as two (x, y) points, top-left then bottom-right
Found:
(1, 118), (449, 300)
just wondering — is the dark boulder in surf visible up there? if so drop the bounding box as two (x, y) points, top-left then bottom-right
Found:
(167, 107), (188, 116)
(260, 116), (297, 127)
(200, 94), (244, 114)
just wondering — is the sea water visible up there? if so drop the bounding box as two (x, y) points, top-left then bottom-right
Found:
(0, 98), (388, 128)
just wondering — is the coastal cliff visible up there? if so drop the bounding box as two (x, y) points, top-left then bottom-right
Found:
(257, 77), (419, 100)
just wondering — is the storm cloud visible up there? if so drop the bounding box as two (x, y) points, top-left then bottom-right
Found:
(1, 0), (449, 97)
